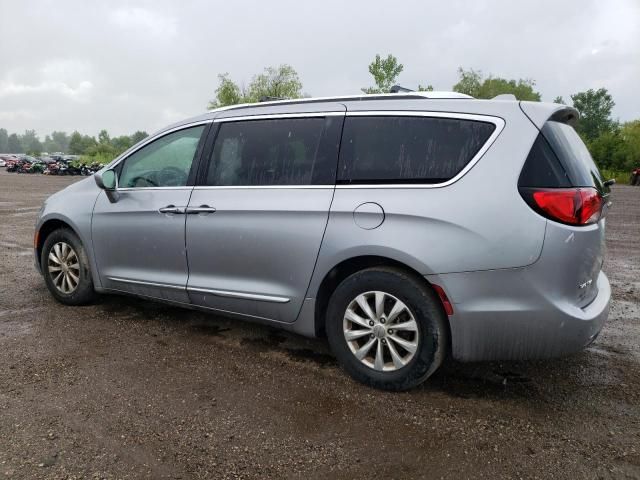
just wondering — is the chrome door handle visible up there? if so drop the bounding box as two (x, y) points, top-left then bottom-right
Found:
(185, 205), (216, 214)
(158, 205), (185, 214)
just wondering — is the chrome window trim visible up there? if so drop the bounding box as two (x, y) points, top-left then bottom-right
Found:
(192, 185), (333, 190)
(106, 120), (213, 170)
(117, 186), (194, 192)
(106, 111), (503, 190)
(213, 111), (344, 123)
(337, 111), (505, 189)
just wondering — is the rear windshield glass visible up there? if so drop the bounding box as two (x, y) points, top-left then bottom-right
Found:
(337, 116), (496, 184)
(518, 134), (572, 188)
(541, 121), (603, 189)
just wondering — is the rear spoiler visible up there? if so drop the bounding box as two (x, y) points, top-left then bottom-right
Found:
(519, 101), (579, 129)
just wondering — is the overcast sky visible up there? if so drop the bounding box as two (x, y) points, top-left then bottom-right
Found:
(0, 0), (638, 137)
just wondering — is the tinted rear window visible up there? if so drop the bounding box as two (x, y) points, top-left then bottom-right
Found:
(206, 117), (332, 186)
(337, 116), (496, 184)
(541, 121), (603, 189)
(518, 134), (571, 188)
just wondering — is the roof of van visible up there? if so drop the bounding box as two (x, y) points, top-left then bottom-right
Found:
(211, 91), (473, 111)
(159, 92), (579, 135)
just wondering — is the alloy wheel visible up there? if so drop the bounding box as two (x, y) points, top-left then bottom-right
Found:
(343, 291), (420, 372)
(48, 241), (80, 294)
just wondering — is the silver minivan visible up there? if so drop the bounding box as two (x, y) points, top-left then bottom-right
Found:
(35, 92), (611, 390)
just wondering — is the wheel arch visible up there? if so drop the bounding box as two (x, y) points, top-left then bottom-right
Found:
(312, 255), (452, 348)
(36, 217), (78, 267)
(36, 215), (102, 290)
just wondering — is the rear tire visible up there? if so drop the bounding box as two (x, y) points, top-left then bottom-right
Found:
(326, 267), (448, 391)
(41, 228), (97, 305)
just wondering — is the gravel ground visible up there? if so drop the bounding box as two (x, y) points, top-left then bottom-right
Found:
(0, 169), (639, 480)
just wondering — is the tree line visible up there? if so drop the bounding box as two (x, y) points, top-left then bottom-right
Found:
(3, 54), (637, 174)
(0, 128), (148, 162)
(208, 54), (639, 176)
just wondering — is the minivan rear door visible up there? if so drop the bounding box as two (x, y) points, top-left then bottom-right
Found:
(518, 117), (610, 307)
(185, 105), (345, 322)
(540, 120), (609, 306)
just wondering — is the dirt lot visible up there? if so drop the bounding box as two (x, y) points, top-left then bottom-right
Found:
(0, 169), (638, 480)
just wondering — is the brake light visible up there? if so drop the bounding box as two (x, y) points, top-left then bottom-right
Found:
(529, 188), (603, 226)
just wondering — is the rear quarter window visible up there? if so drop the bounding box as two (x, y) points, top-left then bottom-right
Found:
(541, 121), (604, 189)
(337, 116), (496, 184)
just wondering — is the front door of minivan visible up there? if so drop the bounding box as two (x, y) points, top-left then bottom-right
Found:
(92, 124), (208, 302)
(185, 110), (344, 322)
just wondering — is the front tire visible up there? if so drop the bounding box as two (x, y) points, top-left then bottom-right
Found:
(41, 228), (97, 305)
(326, 267), (448, 391)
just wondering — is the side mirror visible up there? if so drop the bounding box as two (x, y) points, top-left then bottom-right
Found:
(94, 169), (119, 202)
(95, 169), (117, 190)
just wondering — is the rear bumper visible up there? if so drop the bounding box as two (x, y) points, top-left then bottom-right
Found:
(427, 269), (611, 362)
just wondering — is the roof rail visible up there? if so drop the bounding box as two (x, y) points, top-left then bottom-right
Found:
(389, 85), (414, 93)
(208, 91), (475, 113)
(259, 95), (286, 102)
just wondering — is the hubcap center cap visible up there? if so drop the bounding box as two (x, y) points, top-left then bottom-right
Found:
(373, 324), (386, 339)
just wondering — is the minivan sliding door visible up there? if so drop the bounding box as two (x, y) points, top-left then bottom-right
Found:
(185, 110), (344, 323)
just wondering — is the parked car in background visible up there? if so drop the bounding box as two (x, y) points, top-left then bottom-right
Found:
(0, 154), (19, 166)
(34, 92), (612, 390)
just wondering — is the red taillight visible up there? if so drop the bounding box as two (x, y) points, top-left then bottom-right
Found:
(530, 188), (603, 226)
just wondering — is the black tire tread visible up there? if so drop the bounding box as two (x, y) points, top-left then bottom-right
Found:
(41, 228), (97, 306)
(325, 266), (448, 391)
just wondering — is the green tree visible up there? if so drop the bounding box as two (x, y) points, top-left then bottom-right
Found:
(68, 131), (84, 154)
(208, 73), (245, 109)
(246, 64), (303, 101)
(98, 129), (111, 145)
(131, 131), (148, 144)
(587, 130), (625, 170)
(418, 84), (434, 91)
(570, 88), (616, 142)
(615, 120), (640, 170)
(362, 54), (404, 94)
(8, 133), (22, 153)
(43, 135), (55, 152)
(208, 65), (303, 109)
(453, 68), (541, 100)
(0, 128), (8, 152)
(553, 96), (565, 104)
(452, 68), (482, 97)
(111, 135), (133, 154)
(21, 130), (42, 155)
(51, 131), (70, 152)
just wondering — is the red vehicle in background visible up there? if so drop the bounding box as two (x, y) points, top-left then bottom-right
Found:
(2, 156), (20, 171)
(0, 154), (19, 168)
(631, 167), (640, 186)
